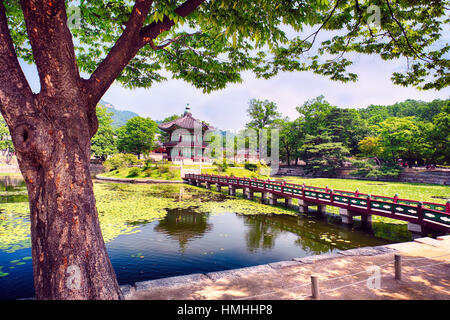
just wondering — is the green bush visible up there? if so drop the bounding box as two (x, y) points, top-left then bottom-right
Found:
(155, 164), (169, 173)
(143, 168), (153, 177)
(351, 160), (403, 178)
(244, 162), (258, 171)
(104, 153), (139, 171)
(166, 171), (176, 180)
(127, 167), (141, 177)
(143, 159), (155, 170)
(215, 159), (229, 172)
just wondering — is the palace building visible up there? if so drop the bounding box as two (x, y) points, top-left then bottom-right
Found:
(158, 106), (214, 163)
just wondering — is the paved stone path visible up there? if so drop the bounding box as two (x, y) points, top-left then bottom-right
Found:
(122, 235), (450, 300)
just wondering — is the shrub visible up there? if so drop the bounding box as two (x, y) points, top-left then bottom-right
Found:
(215, 159), (229, 172)
(104, 153), (139, 171)
(244, 162), (258, 171)
(166, 171), (176, 180)
(155, 163), (169, 173)
(350, 160), (403, 178)
(143, 168), (153, 177)
(127, 167), (141, 177)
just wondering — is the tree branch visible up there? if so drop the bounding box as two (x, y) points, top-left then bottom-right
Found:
(87, 0), (205, 105)
(86, 0), (155, 105)
(0, 1), (35, 125)
(385, 0), (432, 63)
(20, 0), (81, 99)
(139, 0), (206, 45)
(152, 32), (201, 50)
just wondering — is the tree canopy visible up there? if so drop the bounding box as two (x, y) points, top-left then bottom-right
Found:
(91, 105), (117, 159)
(4, 0), (449, 94)
(116, 116), (158, 158)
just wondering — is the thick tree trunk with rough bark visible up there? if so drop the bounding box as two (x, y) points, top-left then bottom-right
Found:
(0, 0), (205, 299)
(14, 98), (123, 300)
(0, 1), (123, 299)
(8, 85), (123, 299)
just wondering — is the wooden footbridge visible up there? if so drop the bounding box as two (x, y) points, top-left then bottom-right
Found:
(184, 174), (450, 238)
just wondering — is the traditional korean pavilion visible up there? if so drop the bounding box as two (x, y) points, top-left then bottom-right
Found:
(158, 106), (213, 163)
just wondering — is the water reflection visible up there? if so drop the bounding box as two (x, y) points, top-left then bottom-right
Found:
(154, 209), (212, 252)
(241, 214), (380, 255)
(243, 215), (281, 253)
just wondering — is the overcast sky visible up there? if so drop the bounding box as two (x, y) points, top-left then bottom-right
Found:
(20, 43), (449, 132)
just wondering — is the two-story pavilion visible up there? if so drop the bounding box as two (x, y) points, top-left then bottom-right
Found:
(158, 107), (213, 163)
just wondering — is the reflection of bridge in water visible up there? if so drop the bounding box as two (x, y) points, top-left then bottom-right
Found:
(185, 174), (450, 239)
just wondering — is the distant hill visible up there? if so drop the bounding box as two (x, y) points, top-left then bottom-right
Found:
(98, 100), (140, 128)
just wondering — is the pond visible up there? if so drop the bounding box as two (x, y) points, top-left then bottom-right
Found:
(0, 177), (410, 300)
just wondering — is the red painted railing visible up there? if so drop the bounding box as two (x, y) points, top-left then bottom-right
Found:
(184, 173), (450, 233)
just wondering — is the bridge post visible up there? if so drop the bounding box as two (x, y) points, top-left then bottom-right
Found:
(261, 192), (268, 204)
(298, 199), (309, 214)
(361, 214), (373, 229)
(228, 185), (236, 196)
(285, 197), (293, 208)
(317, 205), (326, 217)
(245, 188), (254, 200)
(268, 193), (278, 205)
(216, 184), (222, 192)
(339, 208), (355, 225)
(205, 181), (211, 190)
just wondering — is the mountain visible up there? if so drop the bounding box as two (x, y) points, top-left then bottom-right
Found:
(98, 100), (140, 128)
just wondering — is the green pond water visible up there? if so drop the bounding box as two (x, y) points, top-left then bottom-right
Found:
(0, 177), (411, 300)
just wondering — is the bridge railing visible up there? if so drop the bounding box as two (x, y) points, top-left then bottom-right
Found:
(184, 173), (450, 231)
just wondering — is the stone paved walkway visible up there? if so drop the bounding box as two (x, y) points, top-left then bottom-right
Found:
(122, 235), (450, 300)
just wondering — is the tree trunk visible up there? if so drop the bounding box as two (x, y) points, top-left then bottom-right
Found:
(0, 0), (206, 300)
(11, 97), (123, 300)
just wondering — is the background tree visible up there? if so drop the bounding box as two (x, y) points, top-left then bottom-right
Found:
(116, 117), (158, 159)
(0, 0), (448, 299)
(358, 99), (448, 125)
(0, 115), (13, 152)
(373, 117), (420, 164)
(245, 98), (281, 160)
(158, 114), (180, 144)
(300, 133), (350, 176)
(91, 105), (117, 160)
(245, 99), (281, 130)
(275, 118), (303, 166)
(426, 107), (450, 164)
(358, 136), (383, 164)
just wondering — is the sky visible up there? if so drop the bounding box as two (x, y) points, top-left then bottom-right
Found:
(20, 42), (449, 133)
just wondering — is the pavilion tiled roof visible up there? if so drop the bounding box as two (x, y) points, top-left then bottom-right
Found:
(158, 110), (213, 131)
